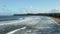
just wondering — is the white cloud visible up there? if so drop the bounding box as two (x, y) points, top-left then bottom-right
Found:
(1, 6), (60, 15)
(17, 6), (60, 14)
(21, 6), (48, 13)
(49, 7), (60, 13)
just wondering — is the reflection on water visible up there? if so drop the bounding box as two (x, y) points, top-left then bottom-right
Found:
(0, 16), (60, 34)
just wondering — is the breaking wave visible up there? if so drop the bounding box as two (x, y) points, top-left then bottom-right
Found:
(0, 16), (60, 34)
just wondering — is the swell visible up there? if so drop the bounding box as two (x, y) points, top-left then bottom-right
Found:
(0, 16), (40, 34)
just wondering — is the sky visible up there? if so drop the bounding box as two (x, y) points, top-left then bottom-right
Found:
(0, 0), (60, 15)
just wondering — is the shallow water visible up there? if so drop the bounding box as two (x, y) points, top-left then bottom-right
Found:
(0, 16), (60, 34)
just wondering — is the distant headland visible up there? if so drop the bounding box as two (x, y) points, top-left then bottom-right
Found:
(14, 13), (60, 18)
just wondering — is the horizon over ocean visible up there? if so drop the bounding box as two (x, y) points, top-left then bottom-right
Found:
(0, 15), (27, 21)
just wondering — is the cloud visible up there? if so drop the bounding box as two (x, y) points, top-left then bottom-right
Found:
(10, 6), (60, 15)
(25, 6), (60, 13)
(1, 6), (59, 15)
(20, 6), (49, 13)
(49, 7), (60, 13)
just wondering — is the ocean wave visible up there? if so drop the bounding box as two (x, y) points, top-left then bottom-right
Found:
(6, 16), (60, 34)
(7, 27), (27, 34)
(0, 16), (60, 34)
(0, 16), (40, 34)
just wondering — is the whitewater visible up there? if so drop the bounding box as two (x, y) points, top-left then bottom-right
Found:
(0, 16), (60, 34)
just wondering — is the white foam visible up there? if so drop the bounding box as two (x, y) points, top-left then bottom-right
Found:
(0, 16), (59, 34)
(0, 16), (40, 26)
(7, 27), (26, 34)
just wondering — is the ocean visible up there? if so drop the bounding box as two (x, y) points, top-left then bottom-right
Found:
(0, 16), (26, 21)
(0, 16), (60, 34)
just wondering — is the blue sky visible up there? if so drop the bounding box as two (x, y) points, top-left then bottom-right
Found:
(0, 0), (60, 15)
